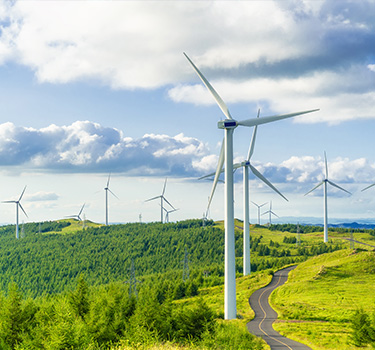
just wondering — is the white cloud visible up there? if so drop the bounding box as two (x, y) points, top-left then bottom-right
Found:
(0, 0), (372, 125)
(0, 121), (214, 176)
(258, 155), (375, 191)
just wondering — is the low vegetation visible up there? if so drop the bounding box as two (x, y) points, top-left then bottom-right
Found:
(0, 219), (374, 349)
(271, 248), (375, 349)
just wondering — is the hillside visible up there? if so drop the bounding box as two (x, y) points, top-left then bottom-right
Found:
(0, 220), (374, 349)
(271, 249), (375, 349)
(0, 218), (353, 297)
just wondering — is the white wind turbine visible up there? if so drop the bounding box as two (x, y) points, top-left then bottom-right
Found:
(2, 186), (28, 239)
(251, 201), (267, 225)
(305, 152), (351, 243)
(104, 174), (119, 226)
(145, 178), (175, 223)
(162, 207), (179, 223)
(184, 52), (319, 319)
(262, 201), (279, 225)
(200, 110), (288, 276)
(66, 203), (85, 221)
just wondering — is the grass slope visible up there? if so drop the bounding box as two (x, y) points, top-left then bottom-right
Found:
(271, 249), (375, 350)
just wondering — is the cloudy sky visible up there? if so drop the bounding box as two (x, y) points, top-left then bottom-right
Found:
(0, 0), (374, 225)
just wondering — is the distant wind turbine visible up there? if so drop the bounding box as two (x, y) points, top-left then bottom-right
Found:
(252, 201), (267, 225)
(305, 152), (351, 243)
(262, 201), (279, 226)
(66, 203), (85, 221)
(200, 109), (288, 276)
(145, 178), (175, 223)
(162, 206), (179, 223)
(104, 174), (119, 226)
(184, 52), (319, 320)
(2, 186), (28, 239)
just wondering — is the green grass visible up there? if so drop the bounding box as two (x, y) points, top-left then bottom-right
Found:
(270, 248), (375, 349)
(44, 218), (103, 234)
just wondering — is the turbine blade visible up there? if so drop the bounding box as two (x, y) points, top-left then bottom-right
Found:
(162, 196), (175, 210)
(362, 183), (375, 192)
(106, 174), (111, 188)
(145, 195), (161, 202)
(19, 203), (28, 218)
(304, 181), (324, 196)
(249, 164), (288, 201)
(237, 109), (319, 128)
(78, 203), (85, 216)
(270, 211), (279, 218)
(327, 180), (351, 195)
(108, 189), (119, 200)
(183, 52), (232, 120)
(207, 139), (225, 210)
(162, 177), (168, 196)
(233, 162), (243, 169)
(198, 171), (217, 180)
(19, 185), (27, 201)
(2, 201), (16, 203)
(260, 202), (268, 208)
(324, 151), (328, 179)
(247, 109), (260, 161)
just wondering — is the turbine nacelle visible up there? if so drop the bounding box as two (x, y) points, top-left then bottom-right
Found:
(218, 120), (237, 129)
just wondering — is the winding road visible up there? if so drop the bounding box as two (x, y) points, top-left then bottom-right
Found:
(247, 266), (312, 350)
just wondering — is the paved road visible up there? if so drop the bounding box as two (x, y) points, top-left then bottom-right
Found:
(247, 266), (312, 350)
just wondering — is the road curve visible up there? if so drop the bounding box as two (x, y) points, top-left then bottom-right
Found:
(247, 266), (312, 350)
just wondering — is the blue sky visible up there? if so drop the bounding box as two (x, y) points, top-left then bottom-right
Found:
(0, 0), (374, 225)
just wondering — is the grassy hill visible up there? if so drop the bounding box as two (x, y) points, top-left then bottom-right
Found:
(271, 248), (375, 349)
(0, 219), (374, 349)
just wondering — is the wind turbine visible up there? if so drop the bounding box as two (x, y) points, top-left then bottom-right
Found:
(262, 201), (279, 226)
(184, 52), (319, 319)
(66, 203), (85, 221)
(145, 178), (175, 223)
(200, 109), (288, 276)
(162, 206), (179, 223)
(2, 186), (28, 239)
(252, 201), (267, 225)
(305, 152), (351, 243)
(104, 174), (119, 226)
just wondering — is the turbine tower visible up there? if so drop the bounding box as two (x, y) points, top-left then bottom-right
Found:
(200, 111), (287, 276)
(184, 52), (319, 319)
(262, 201), (279, 226)
(104, 174), (119, 226)
(305, 152), (351, 243)
(145, 178), (175, 223)
(66, 203), (85, 221)
(251, 201), (267, 225)
(2, 186), (28, 239)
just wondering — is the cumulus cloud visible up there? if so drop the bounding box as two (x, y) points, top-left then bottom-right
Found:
(0, 121), (213, 176)
(253, 155), (375, 195)
(0, 1), (373, 124)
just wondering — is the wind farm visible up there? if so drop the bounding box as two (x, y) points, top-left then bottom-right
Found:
(0, 2), (373, 349)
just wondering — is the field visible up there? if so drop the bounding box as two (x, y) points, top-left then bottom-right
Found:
(271, 249), (375, 349)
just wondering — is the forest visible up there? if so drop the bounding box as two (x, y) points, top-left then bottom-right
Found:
(0, 219), (363, 349)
